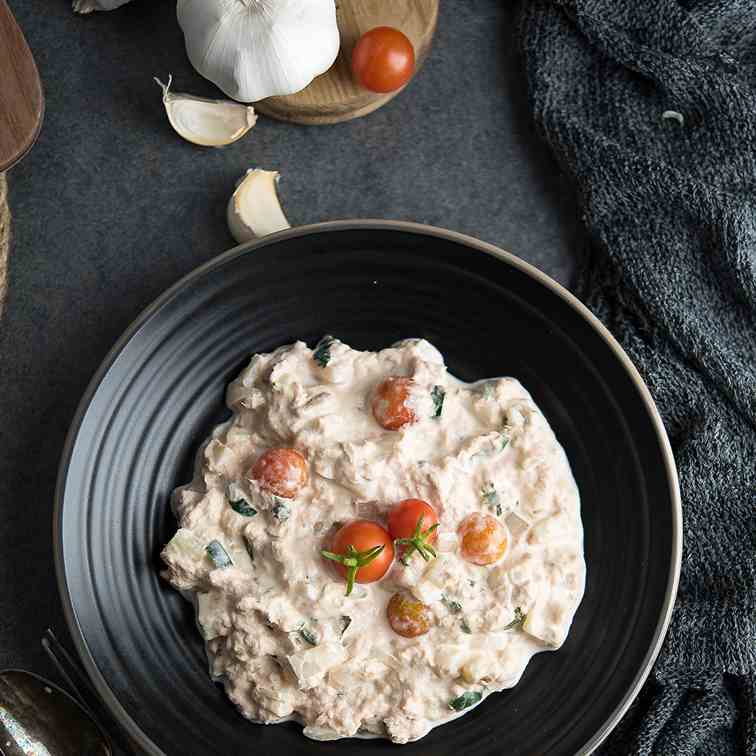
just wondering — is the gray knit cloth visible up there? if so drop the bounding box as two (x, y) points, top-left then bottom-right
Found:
(519, 1), (756, 753)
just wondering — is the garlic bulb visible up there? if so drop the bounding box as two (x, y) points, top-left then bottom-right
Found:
(155, 76), (257, 147)
(177, 0), (340, 103)
(227, 170), (291, 243)
(73, 0), (131, 12)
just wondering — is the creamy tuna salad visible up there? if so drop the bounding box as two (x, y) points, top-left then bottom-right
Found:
(160, 337), (586, 743)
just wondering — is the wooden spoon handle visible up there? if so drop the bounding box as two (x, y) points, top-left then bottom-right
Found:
(0, 0), (44, 172)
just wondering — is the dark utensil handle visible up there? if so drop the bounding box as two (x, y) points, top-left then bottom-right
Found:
(42, 629), (140, 755)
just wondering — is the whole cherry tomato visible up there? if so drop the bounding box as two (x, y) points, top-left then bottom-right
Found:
(387, 592), (433, 638)
(322, 520), (394, 595)
(458, 512), (509, 566)
(250, 448), (308, 499)
(351, 26), (416, 93)
(388, 498), (439, 564)
(372, 376), (417, 431)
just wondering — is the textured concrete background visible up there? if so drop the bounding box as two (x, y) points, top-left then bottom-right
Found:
(0, 0), (578, 683)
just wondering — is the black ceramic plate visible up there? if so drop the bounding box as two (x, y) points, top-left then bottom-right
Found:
(55, 221), (681, 756)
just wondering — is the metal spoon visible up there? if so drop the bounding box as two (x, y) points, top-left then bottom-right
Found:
(0, 0), (44, 171)
(0, 669), (110, 756)
(41, 630), (137, 755)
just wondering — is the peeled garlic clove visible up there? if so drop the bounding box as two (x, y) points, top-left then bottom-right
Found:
(154, 76), (257, 148)
(227, 170), (291, 243)
(73, 0), (132, 12)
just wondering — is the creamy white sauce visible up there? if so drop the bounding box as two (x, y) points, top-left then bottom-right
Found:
(160, 338), (586, 744)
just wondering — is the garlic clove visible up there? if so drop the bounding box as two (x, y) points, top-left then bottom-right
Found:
(227, 170), (291, 243)
(154, 76), (257, 148)
(73, 0), (132, 12)
(177, 0), (340, 103)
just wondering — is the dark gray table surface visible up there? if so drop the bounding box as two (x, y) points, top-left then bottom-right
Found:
(1, 0), (578, 706)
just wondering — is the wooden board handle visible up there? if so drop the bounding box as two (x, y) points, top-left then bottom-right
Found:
(0, 0), (44, 171)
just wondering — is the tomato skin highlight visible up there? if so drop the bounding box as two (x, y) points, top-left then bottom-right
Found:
(388, 499), (439, 542)
(250, 448), (308, 498)
(372, 376), (416, 431)
(328, 520), (394, 584)
(387, 592), (433, 637)
(351, 26), (416, 93)
(458, 512), (509, 566)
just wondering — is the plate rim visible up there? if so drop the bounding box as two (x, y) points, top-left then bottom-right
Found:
(53, 219), (682, 756)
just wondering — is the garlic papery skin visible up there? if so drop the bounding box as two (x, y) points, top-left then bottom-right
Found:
(73, 0), (131, 12)
(177, 0), (340, 103)
(227, 170), (291, 243)
(155, 76), (257, 147)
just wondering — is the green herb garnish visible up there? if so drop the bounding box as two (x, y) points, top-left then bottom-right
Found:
(441, 595), (463, 614)
(481, 482), (497, 504)
(481, 483), (501, 516)
(503, 607), (527, 631)
(230, 499), (257, 517)
(449, 691), (483, 711)
(340, 615), (352, 636)
(299, 627), (318, 646)
(272, 501), (290, 521)
(500, 433), (510, 451)
(321, 543), (386, 596)
(431, 385), (446, 418)
(395, 514), (439, 566)
(313, 336), (335, 368)
(460, 618), (472, 634)
(243, 532), (255, 563)
(206, 540), (233, 568)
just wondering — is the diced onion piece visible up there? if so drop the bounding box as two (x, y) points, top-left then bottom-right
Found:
(436, 531), (459, 552)
(161, 528), (209, 590)
(433, 644), (468, 677)
(504, 511), (530, 540)
(163, 528), (205, 560)
(328, 656), (389, 687)
(482, 633), (511, 653)
(461, 653), (492, 684)
(522, 602), (568, 647)
(197, 591), (228, 640)
(204, 439), (240, 477)
(172, 487), (204, 520)
(528, 511), (571, 545)
(486, 564), (513, 596)
(411, 578), (443, 605)
(287, 642), (347, 690)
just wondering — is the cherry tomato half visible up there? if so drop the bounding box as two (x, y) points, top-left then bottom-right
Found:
(351, 26), (416, 93)
(458, 512), (508, 566)
(323, 520), (394, 594)
(372, 376), (417, 431)
(387, 592), (433, 638)
(251, 448), (308, 499)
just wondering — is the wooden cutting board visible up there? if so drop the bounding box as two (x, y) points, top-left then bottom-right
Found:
(255, 0), (439, 125)
(0, 0), (44, 172)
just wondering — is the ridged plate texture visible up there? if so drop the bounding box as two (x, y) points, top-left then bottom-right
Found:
(55, 222), (680, 756)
